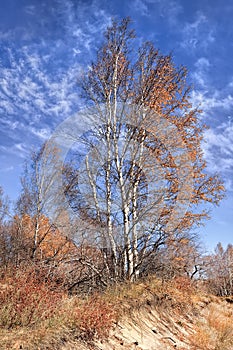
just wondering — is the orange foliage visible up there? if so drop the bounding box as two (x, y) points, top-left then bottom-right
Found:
(14, 214), (77, 261)
(0, 266), (64, 328)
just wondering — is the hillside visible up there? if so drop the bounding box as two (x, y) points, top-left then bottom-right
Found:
(1, 275), (233, 350)
(96, 296), (233, 350)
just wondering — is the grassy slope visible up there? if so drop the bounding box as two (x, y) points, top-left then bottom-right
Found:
(1, 275), (233, 350)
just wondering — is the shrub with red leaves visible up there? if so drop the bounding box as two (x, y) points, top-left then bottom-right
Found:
(71, 294), (117, 340)
(0, 267), (64, 329)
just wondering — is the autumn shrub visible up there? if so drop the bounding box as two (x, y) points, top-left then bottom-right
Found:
(0, 267), (64, 329)
(66, 294), (117, 340)
(172, 276), (195, 293)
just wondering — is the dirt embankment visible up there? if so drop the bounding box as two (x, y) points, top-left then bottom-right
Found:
(77, 295), (233, 350)
(2, 277), (233, 350)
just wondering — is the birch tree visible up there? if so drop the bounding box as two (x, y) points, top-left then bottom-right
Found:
(204, 243), (233, 296)
(0, 187), (11, 267)
(15, 145), (75, 263)
(61, 18), (224, 282)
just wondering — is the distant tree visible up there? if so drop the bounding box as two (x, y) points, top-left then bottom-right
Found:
(153, 233), (204, 280)
(12, 148), (107, 292)
(204, 242), (233, 296)
(0, 187), (9, 221)
(0, 187), (11, 267)
(14, 145), (76, 264)
(62, 17), (224, 282)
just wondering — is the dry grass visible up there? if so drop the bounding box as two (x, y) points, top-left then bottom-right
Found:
(0, 267), (117, 349)
(1, 269), (233, 350)
(0, 295), (117, 349)
(105, 275), (196, 314)
(190, 303), (233, 350)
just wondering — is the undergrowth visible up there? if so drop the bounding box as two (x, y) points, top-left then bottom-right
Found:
(1, 268), (232, 350)
(190, 303), (233, 350)
(0, 267), (63, 329)
(0, 267), (117, 349)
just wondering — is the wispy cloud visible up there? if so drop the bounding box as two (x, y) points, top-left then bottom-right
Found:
(191, 90), (233, 117)
(181, 12), (215, 51)
(0, 46), (82, 135)
(0, 0), (113, 187)
(55, 0), (111, 53)
(203, 122), (233, 190)
(130, 0), (183, 24)
(1, 166), (14, 172)
(0, 143), (30, 159)
(155, 0), (183, 25)
(132, 0), (149, 16)
(192, 57), (211, 88)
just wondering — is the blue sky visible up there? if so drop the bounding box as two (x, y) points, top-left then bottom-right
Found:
(0, 0), (232, 252)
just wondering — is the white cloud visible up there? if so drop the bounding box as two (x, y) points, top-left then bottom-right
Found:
(204, 126), (233, 157)
(2, 166), (14, 172)
(157, 0), (183, 25)
(223, 178), (233, 192)
(202, 122), (233, 191)
(0, 0), (113, 171)
(191, 90), (233, 115)
(0, 48), (84, 169)
(181, 12), (215, 51)
(0, 48), (82, 122)
(195, 57), (211, 70)
(55, 0), (111, 52)
(8, 143), (30, 159)
(228, 78), (233, 88)
(132, 0), (150, 16)
(131, 0), (183, 24)
(30, 127), (51, 140)
(24, 5), (36, 15)
(192, 57), (211, 88)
